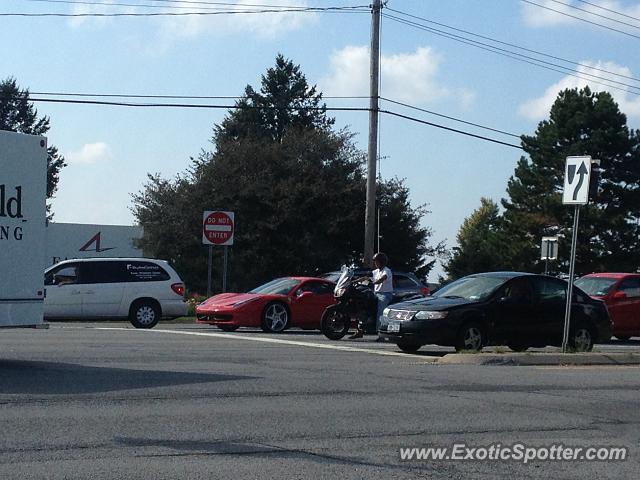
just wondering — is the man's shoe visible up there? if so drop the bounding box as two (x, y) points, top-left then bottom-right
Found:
(375, 336), (386, 343)
(348, 331), (364, 339)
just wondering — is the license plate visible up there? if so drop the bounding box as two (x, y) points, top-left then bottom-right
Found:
(387, 322), (400, 333)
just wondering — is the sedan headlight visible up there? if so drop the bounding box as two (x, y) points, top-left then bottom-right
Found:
(335, 287), (346, 297)
(414, 310), (448, 320)
(383, 307), (391, 316)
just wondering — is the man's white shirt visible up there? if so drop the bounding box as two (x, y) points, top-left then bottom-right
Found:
(373, 267), (393, 293)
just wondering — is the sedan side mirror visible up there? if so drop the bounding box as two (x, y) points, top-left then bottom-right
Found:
(613, 291), (627, 300)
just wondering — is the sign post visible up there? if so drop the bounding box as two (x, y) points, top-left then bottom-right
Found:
(202, 211), (235, 295)
(207, 245), (213, 297)
(561, 156), (591, 353)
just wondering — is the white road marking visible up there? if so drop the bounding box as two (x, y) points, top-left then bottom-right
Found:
(92, 327), (440, 362)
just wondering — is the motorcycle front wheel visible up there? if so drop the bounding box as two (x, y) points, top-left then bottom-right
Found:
(321, 308), (351, 340)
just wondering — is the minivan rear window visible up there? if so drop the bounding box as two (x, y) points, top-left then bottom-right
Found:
(81, 261), (170, 284)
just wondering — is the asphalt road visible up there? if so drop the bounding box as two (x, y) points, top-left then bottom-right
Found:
(1, 322), (638, 479)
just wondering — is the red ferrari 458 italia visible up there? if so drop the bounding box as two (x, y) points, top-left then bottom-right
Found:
(196, 277), (336, 332)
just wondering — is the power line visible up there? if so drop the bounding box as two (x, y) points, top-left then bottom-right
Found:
(12, 90), (520, 140)
(1, 4), (369, 16)
(386, 7), (640, 84)
(18, 95), (523, 150)
(25, 96), (369, 110)
(379, 110), (523, 150)
(22, 0), (277, 11)
(380, 97), (521, 139)
(21, 0), (367, 12)
(575, 0), (640, 23)
(383, 13), (640, 96)
(29, 91), (370, 100)
(520, 0), (640, 40)
(545, 0), (640, 31)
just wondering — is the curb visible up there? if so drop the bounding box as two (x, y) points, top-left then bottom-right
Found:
(437, 352), (640, 366)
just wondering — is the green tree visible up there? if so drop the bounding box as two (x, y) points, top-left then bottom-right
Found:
(377, 178), (446, 279)
(133, 55), (439, 292)
(0, 77), (66, 216)
(445, 198), (509, 279)
(502, 87), (640, 274)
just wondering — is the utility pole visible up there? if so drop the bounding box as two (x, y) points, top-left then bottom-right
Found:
(364, 0), (382, 266)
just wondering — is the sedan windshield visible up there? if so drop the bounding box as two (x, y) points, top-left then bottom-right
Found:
(434, 275), (506, 301)
(249, 278), (300, 296)
(575, 277), (617, 297)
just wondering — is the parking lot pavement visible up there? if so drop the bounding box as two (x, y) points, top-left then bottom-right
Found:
(69, 321), (640, 355)
(1, 322), (638, 479)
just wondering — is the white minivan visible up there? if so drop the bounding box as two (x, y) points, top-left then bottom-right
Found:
(44, 258), (187, 328)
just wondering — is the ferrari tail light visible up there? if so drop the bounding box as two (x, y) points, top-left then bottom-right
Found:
(171, 283), (185, 297)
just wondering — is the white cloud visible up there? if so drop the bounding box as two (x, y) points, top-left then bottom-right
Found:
(155, 0), (317, 44)
(69, 0), (131, 28)
(320, 45), (475, 107)
(522, 0), (640, 29)
(518, 60), (640, 121)
(67, 142), (112, 164)
(67, 0), (317, 49)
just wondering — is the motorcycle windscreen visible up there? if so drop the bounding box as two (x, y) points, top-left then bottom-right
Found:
(334, 267), (353, 295)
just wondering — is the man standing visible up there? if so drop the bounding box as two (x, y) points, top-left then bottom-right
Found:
(371, 252), (393, 339)
(348, 252), (393, 340)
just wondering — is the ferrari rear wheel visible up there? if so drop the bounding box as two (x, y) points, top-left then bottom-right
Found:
(261, 302), (289, 333)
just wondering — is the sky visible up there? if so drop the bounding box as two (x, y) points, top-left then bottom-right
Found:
(2, 0), (640, 281)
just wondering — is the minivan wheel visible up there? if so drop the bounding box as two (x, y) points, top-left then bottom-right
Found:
(570, 323), (594, 352)
(129, 300), (160, 329)
(455, 322), (484, 352)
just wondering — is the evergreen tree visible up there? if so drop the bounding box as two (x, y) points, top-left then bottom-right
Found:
(502, 87), (640, 274)
(445, 198), (508, 279)
(133, 55), (439, 292)
(0, 77), (66, 217)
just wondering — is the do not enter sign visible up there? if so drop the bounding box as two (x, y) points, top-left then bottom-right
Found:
(202, 211), (234, 246)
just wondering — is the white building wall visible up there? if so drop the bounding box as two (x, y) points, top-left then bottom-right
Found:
(46, 223), (144, 266)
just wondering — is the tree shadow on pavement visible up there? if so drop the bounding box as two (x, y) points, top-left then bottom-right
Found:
(0, 360), (255, 395)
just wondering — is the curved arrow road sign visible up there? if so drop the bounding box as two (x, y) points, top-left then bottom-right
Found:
(563, 156), (591, 205)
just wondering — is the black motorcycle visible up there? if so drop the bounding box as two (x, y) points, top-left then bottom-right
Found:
(321, 268), (378, 340)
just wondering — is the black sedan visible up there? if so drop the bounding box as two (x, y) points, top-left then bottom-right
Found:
(379, 272), (612, 353)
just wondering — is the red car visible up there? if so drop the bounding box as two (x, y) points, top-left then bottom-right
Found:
(575, 273), (640, 340)
(196, 277), (336, 332)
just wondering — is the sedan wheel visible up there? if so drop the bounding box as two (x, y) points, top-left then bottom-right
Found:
(570, 324), (594, 352)
(455, 323), (484, 352)
(262, 303), (289, 333)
